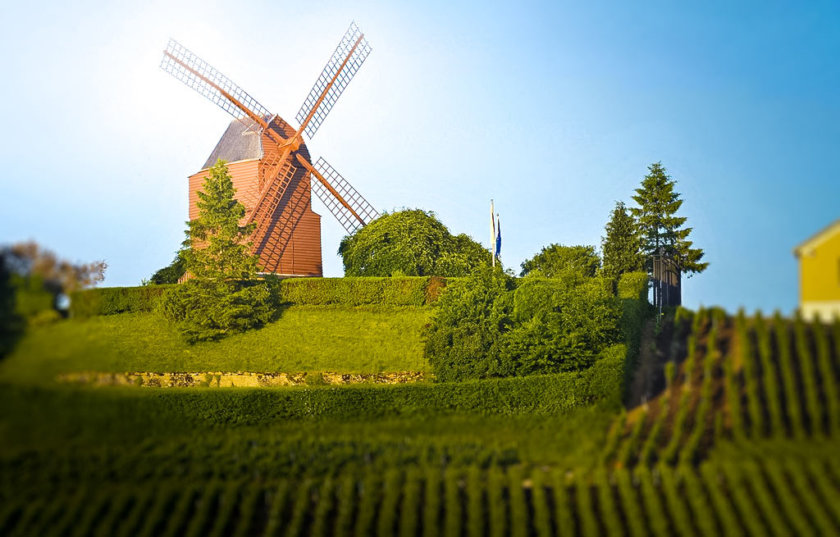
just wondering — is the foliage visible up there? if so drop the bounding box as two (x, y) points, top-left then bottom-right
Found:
(1, 307), (431, 382)
(159, 280), (275, 343)
(425, 266), (516, 382)
(278, 276), (448, 306)
(502, 277), (622, 375)
(163, 160), (269, 342)
(338, 209), (490, 277)
(1, 241), (106, 297)
(601, 201), (643, 284)
(70, 278), (449, 317)
(630, 162), (708, 275)
(149, 254), (186, 284)
(180, 160), (260, 280)
(69, 285), (174, 317)
(426, 266), (625, 381)
(617, 273), (651, 397)
(519, 243), (600, 283)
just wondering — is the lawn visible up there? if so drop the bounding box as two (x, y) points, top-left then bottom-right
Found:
(0, 305), (431, 385)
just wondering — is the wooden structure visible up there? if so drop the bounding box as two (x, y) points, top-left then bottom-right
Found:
(651, 249), (681, 309)
(162, 23), (379, 276)
(793, 219), (840, 322)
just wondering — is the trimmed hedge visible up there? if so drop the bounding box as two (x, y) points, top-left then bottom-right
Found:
(8, 347), (623, 426)
(70, 277), (450, 317)
(277, 277), (449, 306)
(616, 272), (651, 401)
(69, 285), (174, 318)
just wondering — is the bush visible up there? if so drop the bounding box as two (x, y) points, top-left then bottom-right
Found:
(69, 285), (174, 318)
(425, 267), (516, 382)
(338, 209), (490, 277)
(426, 269), (623, 382)
(158, 280), (276, 343)
(502, 277), (622, 375)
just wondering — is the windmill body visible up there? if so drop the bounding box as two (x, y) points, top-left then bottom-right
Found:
(188, 117), (322, 276)
(162, 23), (379, 278)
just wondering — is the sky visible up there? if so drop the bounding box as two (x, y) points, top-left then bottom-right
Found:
(1, 1), (838, 314)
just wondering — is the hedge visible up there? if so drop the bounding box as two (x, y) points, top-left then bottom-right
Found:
(69, 277), (450, 317)
(616, 272), (651, 401)
(69, 285), (175, 318)
(7, 347), (623, 427)
(277, 277), (449, 306)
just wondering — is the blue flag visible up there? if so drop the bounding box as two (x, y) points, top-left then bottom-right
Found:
(495, 216), (501, 258)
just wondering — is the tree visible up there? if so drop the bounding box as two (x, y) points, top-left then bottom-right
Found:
(630, 162), (708, 275)
(149, 255), (186, 284)
(601, 201), (643, 283)
(180, 160), (259, 280)
(338, 209), (490, 277)
(159, 160), (274, 342)
(519, 244), (600, 283)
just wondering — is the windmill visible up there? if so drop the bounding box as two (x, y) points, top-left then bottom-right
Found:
(160, 22), (379, 276)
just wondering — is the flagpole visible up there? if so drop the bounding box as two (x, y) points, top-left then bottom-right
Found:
(490, 199), (496, 267)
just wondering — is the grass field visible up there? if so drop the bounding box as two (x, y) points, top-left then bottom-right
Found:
(0, 305), (431, 385)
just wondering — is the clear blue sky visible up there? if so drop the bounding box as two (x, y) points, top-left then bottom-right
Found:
(1, 1), (837, 314)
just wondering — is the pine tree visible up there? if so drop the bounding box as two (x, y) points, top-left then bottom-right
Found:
(601, 201), (643, 282)
(181, 159), (260, 279)
(160, 160), (274, 342)
(630, 162), (708, 276)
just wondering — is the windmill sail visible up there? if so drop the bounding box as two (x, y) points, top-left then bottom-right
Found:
(295, 22), (372, 139)
(310, 157), (379, 234)
(160, 39), (271, 131)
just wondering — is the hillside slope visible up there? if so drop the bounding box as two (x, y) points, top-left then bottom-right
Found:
(0, 305), (431, 385)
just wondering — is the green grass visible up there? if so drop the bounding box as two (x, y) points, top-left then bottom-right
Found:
(0, 305), (431, 384)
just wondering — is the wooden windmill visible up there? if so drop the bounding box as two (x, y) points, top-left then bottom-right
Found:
(160, 22), (379, 276)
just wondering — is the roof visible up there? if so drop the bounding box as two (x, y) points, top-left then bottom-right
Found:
(200, 116), (293, 169)
(793, 218), (840, 257)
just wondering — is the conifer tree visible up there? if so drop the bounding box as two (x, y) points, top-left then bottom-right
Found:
(181, 159), (260, 280)
(601, 201), (643, 282)
(160, 160), (274, 342)
(630, 162), (708, 275)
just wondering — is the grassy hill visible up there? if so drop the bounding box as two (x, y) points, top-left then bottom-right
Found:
(2, 302), (840, 536)
(0, 305), (431, 385)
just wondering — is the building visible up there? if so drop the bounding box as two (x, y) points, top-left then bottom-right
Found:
(793, 219), (840, 322)
(188, 117), (323, 277)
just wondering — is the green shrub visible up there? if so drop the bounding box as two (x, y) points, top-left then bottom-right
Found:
(69, 285), (174, 318)
(426, 269), (623, 381)
(425, 266), (517, 382)
(503, 277), (621, 375)
(158, 280), (276, 343)
(338, 209), (490, 277)
(11, 274), (54, 318)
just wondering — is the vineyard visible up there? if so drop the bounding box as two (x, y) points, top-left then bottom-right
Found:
(1, 308), (840, 535)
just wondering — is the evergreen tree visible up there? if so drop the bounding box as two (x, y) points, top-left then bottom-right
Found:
(630, 162), (708, 276)
(601, 201), (643, 282)
(160, 160), (274, 342)
(181, 159), (260, 280)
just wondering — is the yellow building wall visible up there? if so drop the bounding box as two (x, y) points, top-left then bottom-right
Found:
(799, 230), (840, 302)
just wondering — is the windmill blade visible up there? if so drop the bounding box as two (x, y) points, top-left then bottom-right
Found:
(295, 22), (372, 139)
(161, 39), (271, 128)
(309, 157), (379, 234)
